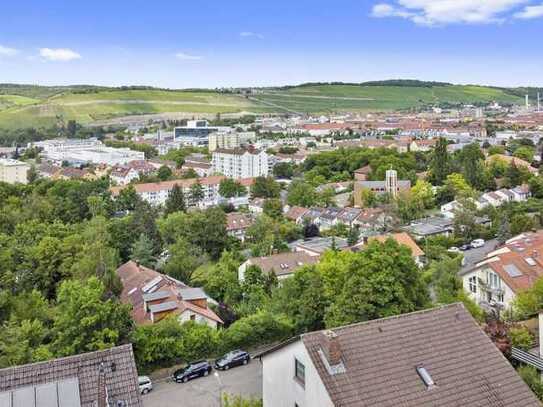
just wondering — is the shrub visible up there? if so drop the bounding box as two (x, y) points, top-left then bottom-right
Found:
(509, 327), (534, 351)
(222, 311), (294, 351)
(518, 365), (543, 401)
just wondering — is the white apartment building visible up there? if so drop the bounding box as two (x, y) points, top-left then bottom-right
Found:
(110, 175), (253, 208)
(208, 131), (240, 152)
(33, 138), (145, 166)
(212, 148), (269, 179)
(0, 158), (30, 184)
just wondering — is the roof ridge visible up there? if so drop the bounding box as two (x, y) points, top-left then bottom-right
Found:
(0, 344), (134, 374)
(301, 303), (465, 338)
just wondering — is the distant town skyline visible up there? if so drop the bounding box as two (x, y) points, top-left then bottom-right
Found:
(1, 0), (542, 88)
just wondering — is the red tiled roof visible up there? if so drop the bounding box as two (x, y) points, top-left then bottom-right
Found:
(371, 232), (425, 257)
(285, 206), (309, 221)
(110, 175), (225, 195)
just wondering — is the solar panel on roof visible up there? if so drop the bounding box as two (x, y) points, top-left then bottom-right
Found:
(504, 264), (523, 278)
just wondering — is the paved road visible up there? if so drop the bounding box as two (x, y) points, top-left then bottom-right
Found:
(462, 239), (498, 270)
(143, 360), (262, 407)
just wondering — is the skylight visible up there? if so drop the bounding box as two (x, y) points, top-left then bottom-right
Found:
(416, 366), (436, 390)
(525, 257), (536, 266)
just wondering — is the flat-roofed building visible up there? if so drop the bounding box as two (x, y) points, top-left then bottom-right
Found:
(0, 158), (30, 184)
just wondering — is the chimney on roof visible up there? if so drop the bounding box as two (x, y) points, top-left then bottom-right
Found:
(322, 330), (342, 367)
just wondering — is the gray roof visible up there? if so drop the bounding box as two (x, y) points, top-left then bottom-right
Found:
(179, 287), (207, 301)
(293, 237), (349, 254)
(148, 301), (178, 313)
(141, 290), (171, 302)
(0, 345), (142, 407)
(301, 303), (540, 407)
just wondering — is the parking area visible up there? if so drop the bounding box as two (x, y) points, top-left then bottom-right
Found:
(143, 359), (262, 407)
(462, 238), (498, 270)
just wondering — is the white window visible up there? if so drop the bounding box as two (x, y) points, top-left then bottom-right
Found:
(468, 276), (477, 293)
(294, 358), (305, 386)
(486, 271), (500, 289)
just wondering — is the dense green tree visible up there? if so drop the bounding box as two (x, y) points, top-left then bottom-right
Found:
(158, 207), (227, 259)
(263, 198), (283, 219)
(116, 185), (140, 212)
(287, 180), (317, 207)
(273, 162), (295, 179)
(52, 277), (132, 356)
(428, 137), (451, 185)
(270, 266), (328, 332)
(323, 239), (429, 327)
(455, 143), (487, 190)
(157, 165), (173, 181)
(130, 234), (156, 268)
(219, 179), (247, 198)
(163, 238), (209, 283)
(189, 180), (205, 205)
(164, 184), (186, 215)
(251, 176), (280, 198)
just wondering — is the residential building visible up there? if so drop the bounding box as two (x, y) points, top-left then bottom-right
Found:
(404, 217), (454, 240)
(212, 148), (269, 179)
(116, 261), (222, 328)
(110, 166), (139, 185)
(0, 344), (142, 407)
(239, 251), (319, 281)
(225, 212), (254, 241)
(285, 206), (310, 224)
(33, 138), (145, 166)
(291, 237), (349, 256)
(110, 175), (232, 207)
(259, 303), (539, 407)
(460, 231), (543, 310)
(209, 131), (240, 152)
(0, 158), (30, 184)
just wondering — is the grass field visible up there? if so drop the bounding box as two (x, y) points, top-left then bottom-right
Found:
(250, 84), (523, 113)
(0, 89), (274, 129)
(0, 82), (526, 129)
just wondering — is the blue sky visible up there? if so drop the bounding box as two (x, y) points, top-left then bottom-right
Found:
(0, 0), (542, 88)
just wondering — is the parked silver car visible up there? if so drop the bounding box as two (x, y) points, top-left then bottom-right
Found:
(138, 376), (153, 395)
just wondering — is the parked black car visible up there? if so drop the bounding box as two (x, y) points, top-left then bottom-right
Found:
(460, 244), (472, 251)
(215, 350), (251, 370)
(173, 361), (212, 383)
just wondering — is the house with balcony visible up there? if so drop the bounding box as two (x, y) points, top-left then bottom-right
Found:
(459, 231), (543, 310)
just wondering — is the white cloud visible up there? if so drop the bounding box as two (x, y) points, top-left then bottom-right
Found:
(0, 45), (19, 57)
(240, 31), (264, 39)
(175, 52), (203, 61)
(514, 2), (543, 18)
(39, 48), (81, 61)
(371, 0), (535, 25)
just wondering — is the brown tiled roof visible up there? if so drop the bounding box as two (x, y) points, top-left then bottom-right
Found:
(116, 261), (222, 325)
(0, 345), (142, 407)
(285, 206), (309, 221)
(226, 213), (254, 231)
(372, 232), (425, 257)
(301, 303), (540, 407)
(247, 252), (319, 277)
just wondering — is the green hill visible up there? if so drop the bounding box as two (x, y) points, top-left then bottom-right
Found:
(250, 81), (525, 114)
(0, 81), (534, 129)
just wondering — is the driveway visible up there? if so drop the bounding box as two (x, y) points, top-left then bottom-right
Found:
(462, 239), (498, 270)
(143, 360), (262, 407)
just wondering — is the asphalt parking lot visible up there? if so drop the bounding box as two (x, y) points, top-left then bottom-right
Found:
(461, 239), (498, 270)
(143, 360), (262, 407)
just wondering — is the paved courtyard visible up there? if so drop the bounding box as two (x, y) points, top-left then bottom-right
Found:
(143, 360), (262, 407)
